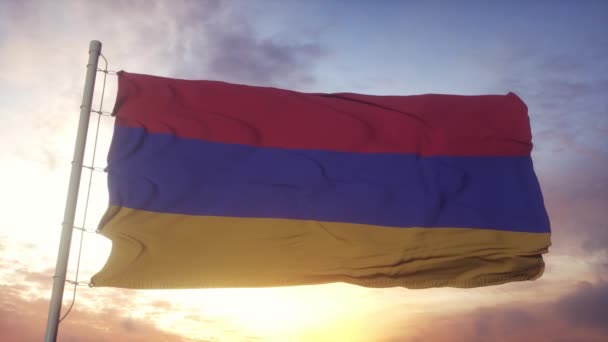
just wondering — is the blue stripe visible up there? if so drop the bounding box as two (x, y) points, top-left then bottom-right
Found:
(107, 126), (550, 233)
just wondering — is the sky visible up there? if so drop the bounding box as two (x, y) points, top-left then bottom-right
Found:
(0, 0), (607, 341)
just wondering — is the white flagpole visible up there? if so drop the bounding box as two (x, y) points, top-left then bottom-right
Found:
(44, 40), (102, 342)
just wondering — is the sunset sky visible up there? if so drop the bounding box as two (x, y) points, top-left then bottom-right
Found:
(1, 0), (607, 341)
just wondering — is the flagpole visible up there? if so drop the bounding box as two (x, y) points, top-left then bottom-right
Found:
(44, 40), (102, 342)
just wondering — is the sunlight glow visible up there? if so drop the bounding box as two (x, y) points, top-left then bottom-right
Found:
(132, 284), (385, 341)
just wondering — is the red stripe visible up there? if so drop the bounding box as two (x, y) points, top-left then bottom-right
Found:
(113, 71), (532, 156)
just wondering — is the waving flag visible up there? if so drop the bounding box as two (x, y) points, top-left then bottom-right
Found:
(91, 71), (550, 289)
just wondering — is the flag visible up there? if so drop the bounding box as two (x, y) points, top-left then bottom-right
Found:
(91, 71), (550, 289)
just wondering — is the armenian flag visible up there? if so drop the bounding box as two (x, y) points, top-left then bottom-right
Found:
(91, 71), (550, 289)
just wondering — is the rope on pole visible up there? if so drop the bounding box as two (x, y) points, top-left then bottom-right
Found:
(44, 40), (102, 342)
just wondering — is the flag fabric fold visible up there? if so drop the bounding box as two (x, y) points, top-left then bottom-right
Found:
(91, 71), (550, 289)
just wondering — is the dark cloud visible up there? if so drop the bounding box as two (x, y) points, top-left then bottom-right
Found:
(204, 31), (323, 86)
(473, 308), (538, 340)
(120, 318), (137, 332)
(1, 0), (327, 120)
(22, 268), (54, 287)
(155, 1), (326, 87)
(557, 281), (608, 332)
(150, 300), (175, 310)
(0, 0), (34, 25)
(74, 0), (326, 88)
(399, 281), (608, 342)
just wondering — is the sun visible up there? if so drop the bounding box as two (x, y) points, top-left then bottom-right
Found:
(139, 284), (382, 341)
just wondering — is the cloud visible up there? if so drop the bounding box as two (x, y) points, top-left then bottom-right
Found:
(557, 281), (608, 332)
(104, 0), (326, 87)
(0, 288), (207, 342)
(474, 35), (608, 260)
(399, 281), (608, 342)
(540, 169), (608, 256)
(55, 0), (326, 88)
(476, 30), (607, 148)
(0, 2), (606, 341)
(0, 0), (327, 168)
(204, 29), (323, 86)
(20, 268), (54, 287)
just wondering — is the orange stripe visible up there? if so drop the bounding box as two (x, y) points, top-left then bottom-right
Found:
(92, 206), (550, 289)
